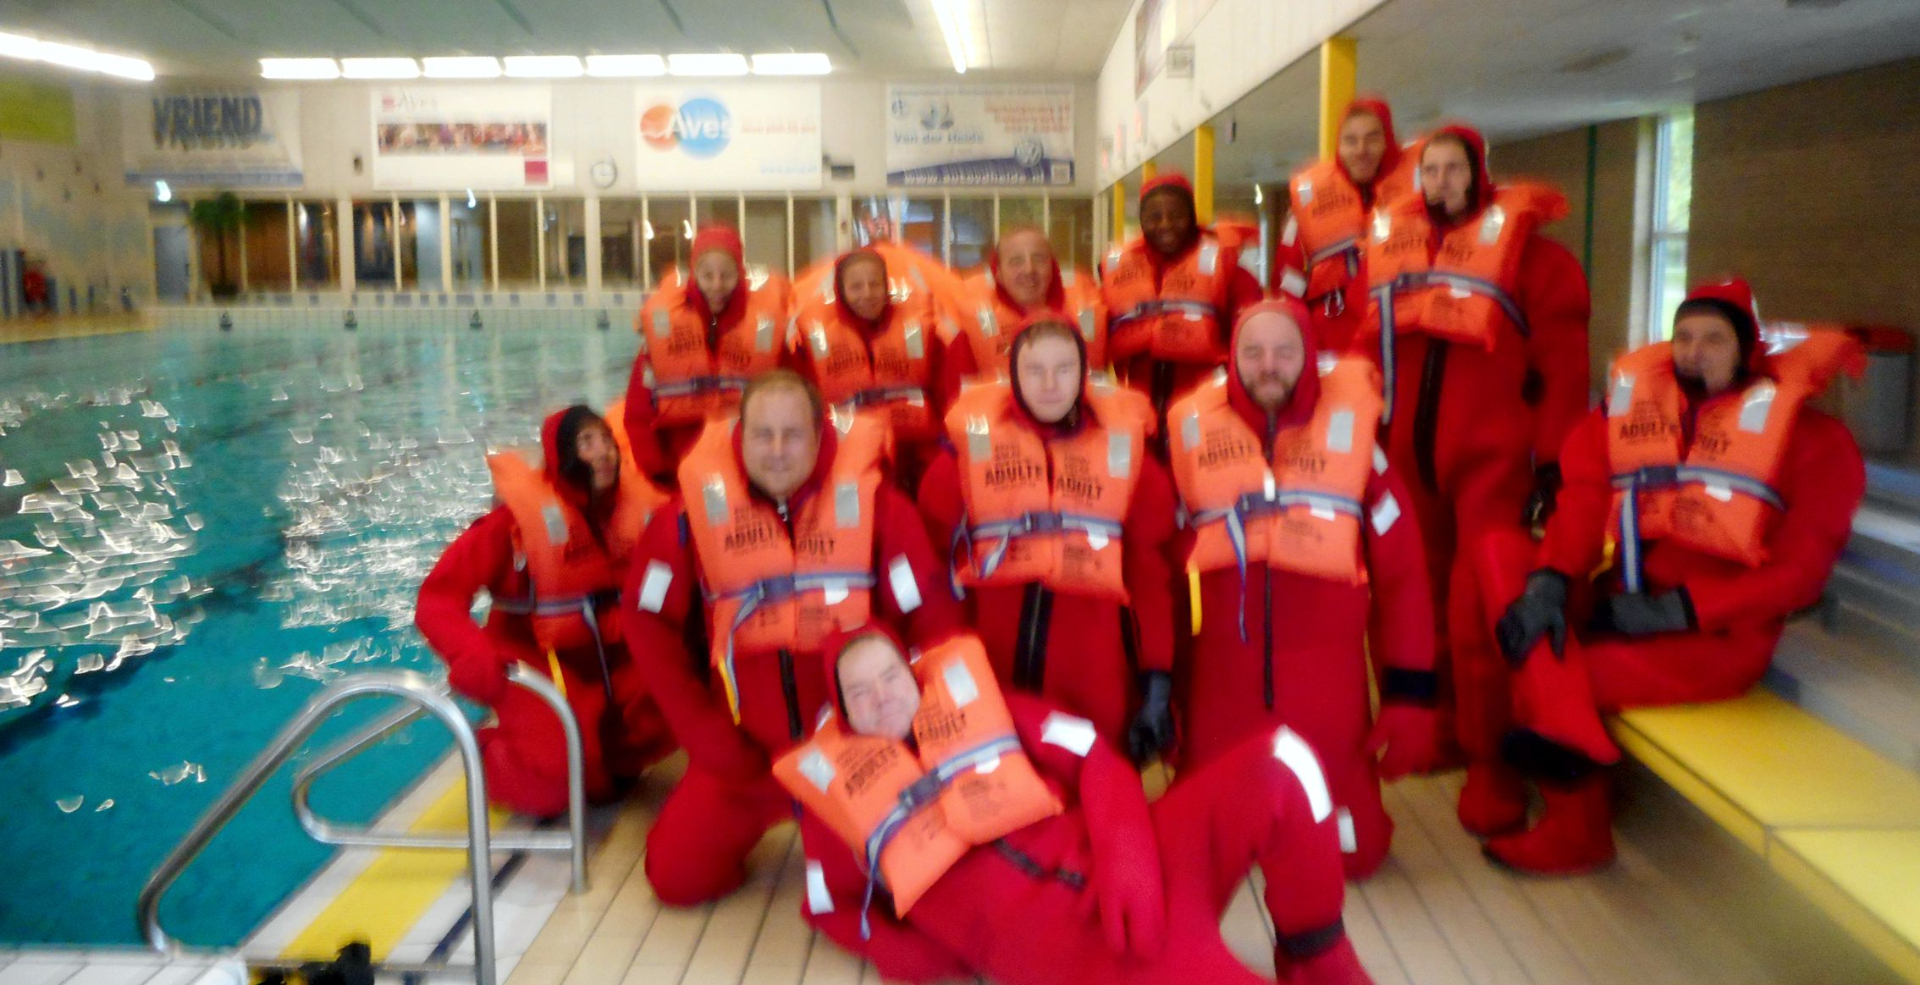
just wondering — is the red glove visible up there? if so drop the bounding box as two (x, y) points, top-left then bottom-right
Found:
(447, 650), (512, 705)
(1079, 844), (1167, 960)
(1364, 703), (1439, 780)
(1278, 937), (1374, 985)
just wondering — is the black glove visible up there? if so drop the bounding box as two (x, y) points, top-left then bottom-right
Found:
(1525, 462), (1563, 530)
(1495, 569), (1570, 667)
(1591, 588), (1696, 636)
(1127, 670), (1176, 765)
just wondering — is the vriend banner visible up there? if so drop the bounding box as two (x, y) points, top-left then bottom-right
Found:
(123, 89), (303, 187)
(632, 83), (821, 191)
(886, 83), (1074, 187)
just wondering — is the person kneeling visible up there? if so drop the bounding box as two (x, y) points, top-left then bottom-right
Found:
(776, 627), (1374, 985)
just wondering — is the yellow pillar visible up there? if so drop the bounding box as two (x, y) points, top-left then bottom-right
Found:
(1319, 37), (1357, 161)
(1111, 181), (1127, 246)
(1194, 124), (1216, 226)
(1141, 160), (1157, 183)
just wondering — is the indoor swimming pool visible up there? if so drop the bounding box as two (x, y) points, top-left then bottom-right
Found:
(0, 322), (639, 949)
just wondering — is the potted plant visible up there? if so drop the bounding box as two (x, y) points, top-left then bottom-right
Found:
(189, 192), (245, 299)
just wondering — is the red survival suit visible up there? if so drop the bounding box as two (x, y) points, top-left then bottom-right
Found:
(947, 260), (1110, 383)
(1169, 299), (1438, 878)
(792, 248), (957, 492)
(623, 227), (791, 480)
(1360, 124), (1591, 799)
(1102, 174), (1265, 425)
(1274, 98), (1418, 353)
(416, 407), (676, 817)
(619, 411), (963, 905)
(918, 352), (1178, 753)
(788, 631), (1371, 985)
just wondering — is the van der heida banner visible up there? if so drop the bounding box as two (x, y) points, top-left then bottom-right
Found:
(886, 84), (1074, 187)
(632, 83), (821, 191)
(372, 85), (551, 190)
(123, 90), (303, 187)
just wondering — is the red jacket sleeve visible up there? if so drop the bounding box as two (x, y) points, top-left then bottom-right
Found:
(1123, 455), (1179, 674)
(619, 500), (768, 775)
(1517, 235), (1592, 468)
(915, 448), (966, 586)
(1683, 411), (1865, 631)
(622, 350), (677, 482)
(939, 332), (978, 405)
(1360, 461), (1435, 674)
(874, 484), (967, 647)
(1007, 695), (1160, 914)
(796, 812), (974, 983)
(1538, 412), (1614, 581)
(1273, 215), (1307, 299)
(415, 507), (519, 675)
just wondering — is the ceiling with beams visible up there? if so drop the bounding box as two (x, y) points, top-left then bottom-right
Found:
(1199, 0), (1920, 189)
(0, 0), (1133, 79)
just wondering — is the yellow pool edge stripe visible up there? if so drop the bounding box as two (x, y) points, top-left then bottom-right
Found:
(280, 776), (506, 962)
(1610, 714), (1771, 854)
(1768, 836), (1920, 984)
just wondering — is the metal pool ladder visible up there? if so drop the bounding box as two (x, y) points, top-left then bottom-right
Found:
(138, 665), (589, 985)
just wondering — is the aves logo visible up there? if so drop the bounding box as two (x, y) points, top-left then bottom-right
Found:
(640, 98), (731, 158)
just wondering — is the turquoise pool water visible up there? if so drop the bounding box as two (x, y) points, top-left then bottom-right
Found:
(0, 322), (639, 948)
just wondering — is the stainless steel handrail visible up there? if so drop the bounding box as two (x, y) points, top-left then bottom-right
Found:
(290, 666), (587, 892)
(137, 665), (589, 985)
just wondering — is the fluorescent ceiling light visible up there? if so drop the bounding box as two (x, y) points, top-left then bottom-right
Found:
(260, 57), (340, 79)
(504, 55), (583, 78)
(751, 52), (831, 75)
(586, 54), (666, 77)
(0, 31), (154, 81)
(932, 0), (975, 74)
(668, 53), (748, 76)
(341, 57), (420, 79)
(424, 56), (501, 79)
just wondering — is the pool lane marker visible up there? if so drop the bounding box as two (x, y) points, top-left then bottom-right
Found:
(281, 776), (508, 964)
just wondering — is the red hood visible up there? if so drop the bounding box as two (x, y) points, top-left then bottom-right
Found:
(987, 229), (1068, 313)
(1226, 297), (1322, 435)
(1004, 309), (1093, 436)
(685, 225), (749, 325)
(1425, 122), (1496, 223)
(832, 247), (893, 333)
(1679, 277), (1764, 372)
(727, 397), (840, 506)
(541, 406), (605, 513)
(1339, 96), (1402, 187)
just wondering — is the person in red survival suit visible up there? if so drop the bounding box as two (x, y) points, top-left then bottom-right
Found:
(1274, 97), (1418, 353)
(620, 369), (964, 905)
(946, 227), (1110, 385)
(1102, 173), (1266, 429)
(1360, 124), (1591, 831)
(622, 226), (791, 482)
(784, 626), (1374, 985)
(1169, 299), (1439, 878)
(417, 406), (677, 818)
(918, 314), (1180, 760)
(1484, 279), (1866, 873)
(791, 248), (954, 493)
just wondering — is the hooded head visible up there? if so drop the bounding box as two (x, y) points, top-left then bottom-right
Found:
(1139, 172), (1201, 259)
(833, 248), (892, 326)
(1008, 311), (1089, 430)
(1336, 96), (1402, 188)
(1419, 123), (1493, 224)
(822, 624), (919, 741)
(1227, 298), (1321, 431)
(1672, 277), (1760, 395)
(688, 225), (746, 320)
(543, 405), (620, 508)
(990, 226), (1066, 312)
(735, 369), (833, 503)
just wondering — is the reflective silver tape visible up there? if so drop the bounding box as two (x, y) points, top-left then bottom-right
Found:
(637, 560), (673, 613)
(1370, 490), (1401, 536)
(1272, 727), (1333, 822)
(978, 304), (998, 337)
(703, 475), (729, 526)
(1326, 409), (1354, 455)
(1041, 712), (1097, 757)
(1295, 179), (1313, 205)
(1480, 203), (1507, 246)
(1060, 269), (1078, 288)
(943, 659), (980, 708)
(642, 363), (656, 388)
(1109, 431), (1133, 478)
(809, 323), (831, 358)
(904, 321), (925, 360)
(1608, 372), (1635, 417)
(1739, 380), (1777, 434)
(1282, 215), (1299, 247)
(1371, 210), (1391, 243)
(1182, 411), (1201, 450)
(755, 316), (776, 352)
(805, 860), (833, 915)
(1373, 446), (1389, 474)
(1079, 306), (1096, 340)
(966, 415), (991, 460)
(1197, 242), (1219, 276)
(652, 308), (671, 338)
(888, 555), (922, 613)
(1280, 269), (1308, 298)
(835, 480), (860, 529)
(798, 749), (836, 792)
(541, 503), (569, 546)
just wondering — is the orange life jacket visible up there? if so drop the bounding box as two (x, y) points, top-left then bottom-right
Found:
(1100, 233), (1235, 365)
(485, 448), (667, 655)
(680, 415), (887, 720)
(944, 380), (1151, 602)
(794, 293), (942, 444)
(1169, 358), (1382, 637)
(1603, 328), (1862, 590)
(1281, 154), (1416, 304)
(954, 269), (1109, 378)
(1364, 183), (1567, 422)
(634, 281), (788, 428)
(772, 634), (1063, 922)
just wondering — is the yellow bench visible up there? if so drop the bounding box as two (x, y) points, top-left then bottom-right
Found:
(1612, 691), (1920, 982)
